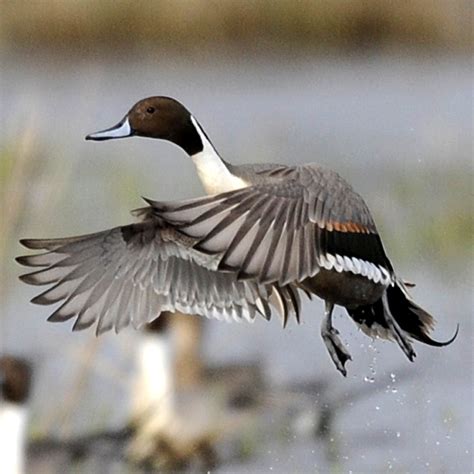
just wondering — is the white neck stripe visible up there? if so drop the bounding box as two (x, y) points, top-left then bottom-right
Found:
(190, 115), (217, 156)
(189, 116), (248, 195)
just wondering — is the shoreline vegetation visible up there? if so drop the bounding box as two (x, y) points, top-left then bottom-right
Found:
(1, 0), (470, 54)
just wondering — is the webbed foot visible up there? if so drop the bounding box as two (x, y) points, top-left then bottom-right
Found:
(321, 302), (352, 376)
(321, 326), (352, 376)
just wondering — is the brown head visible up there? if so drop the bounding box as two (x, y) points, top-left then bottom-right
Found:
(0, 356), (32, 404)
(86, 96), (205, 155)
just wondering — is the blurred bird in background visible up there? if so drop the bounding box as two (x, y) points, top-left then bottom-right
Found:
(0, 356), (32, 474)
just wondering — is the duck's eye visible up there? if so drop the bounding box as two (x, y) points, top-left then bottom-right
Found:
(146, 107), (155, 114)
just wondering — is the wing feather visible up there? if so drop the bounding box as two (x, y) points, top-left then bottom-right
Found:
(150, 164), (393, 286)
(18, 219), (299, 334)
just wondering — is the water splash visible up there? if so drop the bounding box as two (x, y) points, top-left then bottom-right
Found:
(362, 343), (379, 383)
(386, 372), (398, 394)
(364, 362), (377, 383)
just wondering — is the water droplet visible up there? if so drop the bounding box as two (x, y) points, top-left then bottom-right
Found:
(396, 432), (401, 438)
(364, 376), (375, 383)
(391, 388), (398, 393)
(375, 405), (380, 410)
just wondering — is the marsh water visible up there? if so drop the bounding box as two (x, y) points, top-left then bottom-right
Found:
(1, 51), (472, 472)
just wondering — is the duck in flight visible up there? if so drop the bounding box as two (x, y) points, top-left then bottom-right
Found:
(17, 96), (457, 376)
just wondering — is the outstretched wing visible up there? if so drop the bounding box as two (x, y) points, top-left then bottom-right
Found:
(149, 164), (394, 287)
(17, 219), (301, 335)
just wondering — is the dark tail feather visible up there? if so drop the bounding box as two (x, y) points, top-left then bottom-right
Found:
(348, 282), (458, 347)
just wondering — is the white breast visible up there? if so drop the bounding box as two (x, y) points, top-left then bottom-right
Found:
(190, 116), (248, 195)
(0, 402), (28, 474)
(130, 333), (174, 430)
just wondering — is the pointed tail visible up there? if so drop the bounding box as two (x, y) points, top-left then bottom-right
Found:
(348, 281), (458, 347)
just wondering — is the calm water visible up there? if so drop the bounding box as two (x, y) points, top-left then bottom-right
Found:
(1, 51), (472, 472)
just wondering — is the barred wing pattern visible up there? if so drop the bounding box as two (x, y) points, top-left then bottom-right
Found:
(149, 164), (394, 287)
(17, 219), (301, 335)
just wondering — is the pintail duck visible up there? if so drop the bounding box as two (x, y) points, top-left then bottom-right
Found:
(0, 356), (32, 474)
(17, 97), (457, 376)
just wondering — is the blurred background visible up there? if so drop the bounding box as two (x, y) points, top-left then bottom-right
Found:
(1, 1), (472, 472)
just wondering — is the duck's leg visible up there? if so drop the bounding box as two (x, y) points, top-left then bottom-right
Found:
(381, 292), (416, 362)
(321, 302), (352, 376)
